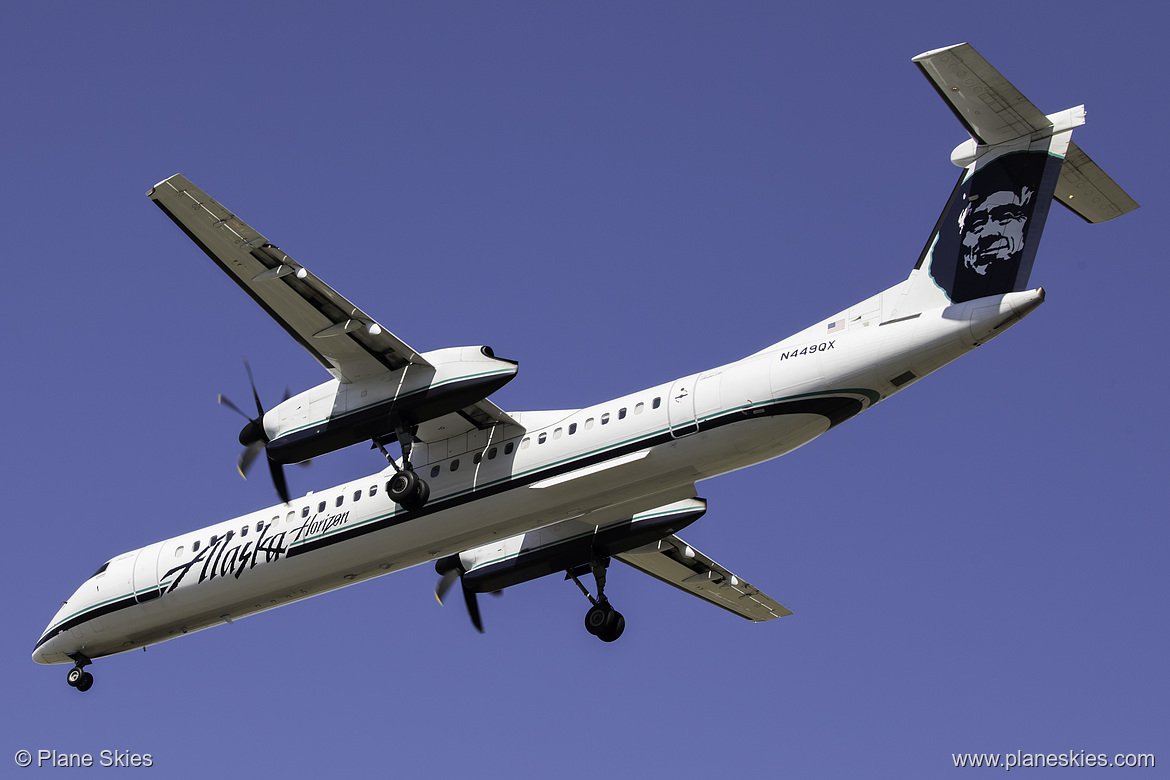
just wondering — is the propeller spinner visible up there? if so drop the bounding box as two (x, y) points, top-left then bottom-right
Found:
(218, 359), (292, 505)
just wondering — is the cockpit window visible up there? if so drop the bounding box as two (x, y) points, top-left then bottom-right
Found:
(92, 561), (109, 577)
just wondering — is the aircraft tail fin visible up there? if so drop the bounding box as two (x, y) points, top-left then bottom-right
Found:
(898, 43), (1137, 310)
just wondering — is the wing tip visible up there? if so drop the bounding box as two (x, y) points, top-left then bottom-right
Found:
(147, 173), (184, 199)
(912, 42), (969, 63)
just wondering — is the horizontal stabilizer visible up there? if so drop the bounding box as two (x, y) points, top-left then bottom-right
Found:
(901, 43), (1139, 313)
(616, 535), (791, 622)
(1055, 141), (1140, 222)
(913, 43), (1051, 145)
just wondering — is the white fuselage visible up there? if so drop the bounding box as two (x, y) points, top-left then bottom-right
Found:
(33, 289), (1043, 666)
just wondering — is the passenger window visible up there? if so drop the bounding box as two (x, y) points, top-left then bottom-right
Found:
(504, 442), (514, 455)
(302, 506), (310, 518)
(521, 437), (531, 449)
(618, 408), (627, 420)
(569, 423), (577, 435)
(634, 402), (644, 415)
(430, 465), (441, 478)
(175, 546), (184, 558)
(585, 418), (594, 430)
(370, 484), (378, 497)
(451, 459), (460, 471)
(653, 397), (661, 409)
(241, 525), (248, 537)
(282, 514), (292, 526)
(336, 495), (344, 508)
(488, 447), (497, 459)
(553, 428), (562, 440)
(192, 540), (200, 552)
(601, 413), (610, 425)
(538, 432), (547, 444)
(210, 535), (218, 547)
(318, 502), (326, 513)
(353, 490), (362, 502)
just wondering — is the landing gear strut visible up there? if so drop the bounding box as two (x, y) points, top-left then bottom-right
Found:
(66, 655), (93, 693)
(375, 427), (429, 511)
(568, 556), (625, 643)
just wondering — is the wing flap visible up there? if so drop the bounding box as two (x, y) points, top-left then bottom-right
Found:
(616, 535), (791, 622)
(149, 174), (427, 383)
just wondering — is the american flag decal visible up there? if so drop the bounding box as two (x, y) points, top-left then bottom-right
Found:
(827, 318), (845, 332)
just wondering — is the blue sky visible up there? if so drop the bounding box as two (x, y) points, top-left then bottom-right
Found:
(3, 2), (1165, 777)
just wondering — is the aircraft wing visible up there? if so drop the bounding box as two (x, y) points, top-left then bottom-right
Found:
(149, 174), (429, 383)
(616, 536), (792, 622)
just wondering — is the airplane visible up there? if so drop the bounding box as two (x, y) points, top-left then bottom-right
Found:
(34, 44), (1138, 692)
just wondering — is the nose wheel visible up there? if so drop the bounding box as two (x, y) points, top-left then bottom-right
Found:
(65, 655), (93, 692)
(568, 556), (626, 643)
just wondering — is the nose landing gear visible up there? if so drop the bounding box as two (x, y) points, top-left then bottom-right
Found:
(568, 556), (626, 643)
(65, 654), (93, 692)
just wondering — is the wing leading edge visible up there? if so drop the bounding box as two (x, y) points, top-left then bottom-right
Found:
(148, 174), (428, 383)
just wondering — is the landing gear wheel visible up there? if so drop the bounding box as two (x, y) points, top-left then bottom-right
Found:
(67, 666), (93, 692)
(585, 604), (611, 636)
(599, 610), (625, 643)
(408, 478), (430, 511)
(387, 470), (429, 511)
(584, 604), (626, 642)
(571, 556), (626, 642)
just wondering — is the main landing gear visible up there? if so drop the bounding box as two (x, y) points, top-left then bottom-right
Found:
(374, 427), (429, 512)
(65, 655), (93, 693)
(568, 556), (626, 643)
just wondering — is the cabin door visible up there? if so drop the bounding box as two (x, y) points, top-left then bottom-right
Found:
(132, 541), (165, 603)
(667, 375), (700, 437)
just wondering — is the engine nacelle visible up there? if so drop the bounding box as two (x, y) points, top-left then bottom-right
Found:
(457, 499), (708, 594)
(260, 346), (517, 464)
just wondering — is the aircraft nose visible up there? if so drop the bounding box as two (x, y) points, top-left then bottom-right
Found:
(32, 620), (65, 665)
(32, 595), (81, 665)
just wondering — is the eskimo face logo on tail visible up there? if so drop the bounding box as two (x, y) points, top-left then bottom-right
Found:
(959, 185), (1034, 276)
(928, 150), (1059, 304)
